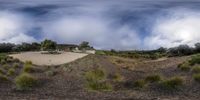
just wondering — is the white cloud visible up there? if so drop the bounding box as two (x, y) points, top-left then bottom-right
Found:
(144, 9), (200, 49)
(42, 16), (141, 50)
(0, 11), (36, 44)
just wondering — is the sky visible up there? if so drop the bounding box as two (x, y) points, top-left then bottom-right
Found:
(0, 0), (200, 50)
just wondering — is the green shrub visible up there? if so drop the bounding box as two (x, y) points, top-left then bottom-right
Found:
(3, 64), (10, 70)
(86, 80), (112, 91)
(160, 77), (183, 90)
(23, 64), (34, 73)
(0, 69), (4, 74)
(13, 63), (20, 69)
(134, 79), (146, 88)
(7, 68), (15, 76)
(113, 73), (123, 82)
(25, 61), (32, 65)
(15, 73), (37, 90)
(193, 73), (200, 83)
(192, 66), (200, 73)
(189, 55), (200, 65)
(85, 68), (105, 81)
(84, 68), (112, 91)
(177, 62), (190, 71)
(0, 59), (6, 64)
(145, 74), (161, 83)
(0, 74), (8, 81)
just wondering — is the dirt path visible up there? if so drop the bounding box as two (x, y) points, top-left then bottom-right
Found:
(9, 52), (88, 65)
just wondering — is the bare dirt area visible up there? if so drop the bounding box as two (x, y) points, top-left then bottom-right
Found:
(1, 54), (200, 100)
(9, 52), (88, 65)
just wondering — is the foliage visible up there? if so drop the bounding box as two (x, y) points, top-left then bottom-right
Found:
(133, 79), (146, 88)
(189, 54), (200, 65)
(177, 62), (190, 71)
(160, 77), (183, 90)
(15, 73), (37, 90)
(145, 74), (161, 83)
(193, 73), (200, 83)
(7, 68), (15, 76)
(168, 45), (194, 56)
(112, 73), (123, 82)
(41, 39), (57, 51)
(85, 68), (105, 81)
(0, 74), (8, 81)
(84, 68), (112, 91)
(86, 81), (112, 91)
(79, 41), (92, 50)
(13, 63), (20, 69)
(3, 64), (10, 70)
(192, 66), (200, 73)
(23, 64), (34, 73)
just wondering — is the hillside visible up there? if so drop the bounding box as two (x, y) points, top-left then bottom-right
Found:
(0, 53), (200, 100)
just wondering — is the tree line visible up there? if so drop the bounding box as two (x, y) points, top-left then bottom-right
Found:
(0, 39), (93, 53)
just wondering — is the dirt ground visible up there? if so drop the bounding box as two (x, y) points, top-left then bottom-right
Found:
(9, 52), (88, 65)
(1, 54), (200, 100)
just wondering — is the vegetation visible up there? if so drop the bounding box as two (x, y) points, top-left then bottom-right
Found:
(112, 73), (123, 82)
(41, 39), (57, 51)
(189, 54), (200, 65)
(15, 73), (37, 90)
(3, 64), (10, 70)
(160, 77), (183, 90)
(145, 74), (161, 83)
(192, 66), (200, 73)
(177, 62), (191, 71)
(0, 74), (8, 81)
(23, 61), (35, 73)
(193, 74), (200, 83)
(79, 41), (93, 50)
(23, 64), (34, 73)
(13, 63), (20, 69)
(133, 79), (146, 88)
(7, 68), (15, 76)
(84, 68), (112, 91)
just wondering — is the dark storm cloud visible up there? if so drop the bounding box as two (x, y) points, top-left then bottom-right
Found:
(0, 0), (200, 49)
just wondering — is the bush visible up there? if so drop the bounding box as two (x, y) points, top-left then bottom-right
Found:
(145, 74), (161, 83)
(3, 64), (10, 70)
(0, 74), (8, 81)
(7, 68), (15, 76)
(189, 54), (200, 65)
(85, 68), (105, 81)
(13, 63), (20, 69)
(193, 74), (200, 83)
(177, 62), (190, 71)
(160, 77), (183, 90)
(0, 59), (6, 64)
(84, 68), (112, 91)
(15, 73), (37, 90)
(192, 66), (200, 73)
(25, 61), (32, 65)
(0, 69), (4, 74)
(134, 79), (146, 88)
(112, 73), (123, 82)
(86, 81), (112, 91)
(23, 64), (34, 73)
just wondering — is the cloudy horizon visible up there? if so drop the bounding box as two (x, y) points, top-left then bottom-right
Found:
(0, 0), (200, 50)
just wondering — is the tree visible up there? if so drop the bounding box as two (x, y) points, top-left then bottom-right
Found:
(41, 39), (57, 51)
(195, 43), (200, 53)
(79, 41), (90, 50)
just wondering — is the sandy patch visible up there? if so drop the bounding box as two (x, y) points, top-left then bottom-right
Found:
(9, 52), (88, 65)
